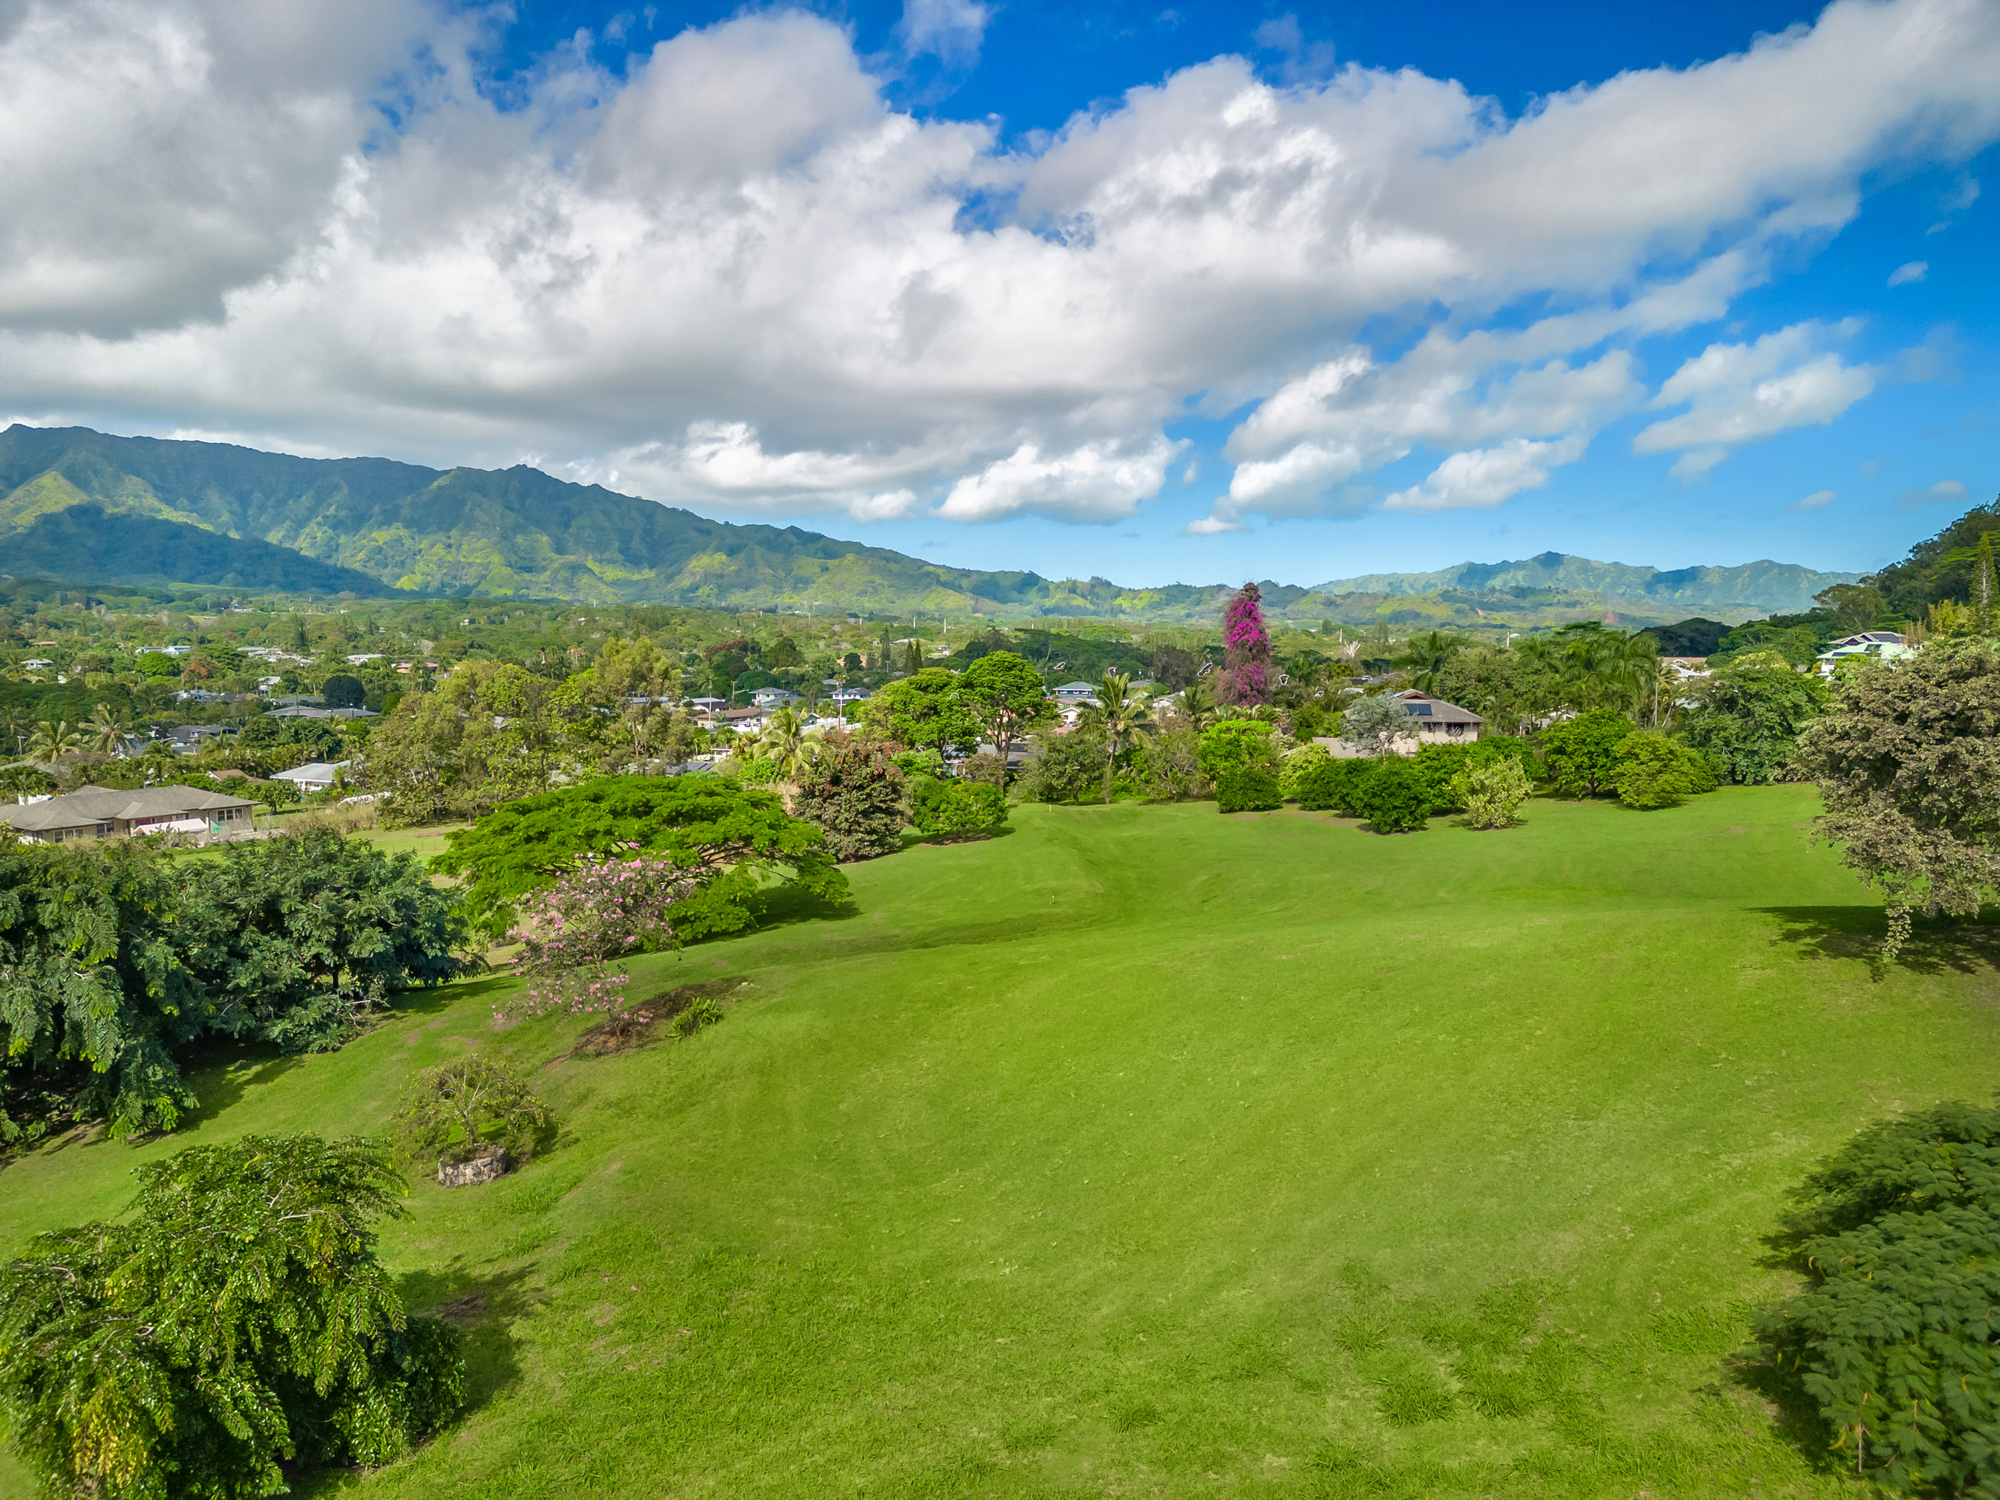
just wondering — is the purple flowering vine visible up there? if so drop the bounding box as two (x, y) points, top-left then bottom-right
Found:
(1219, 583), (1271, 706)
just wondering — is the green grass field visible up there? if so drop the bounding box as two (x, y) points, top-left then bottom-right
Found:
(4, 787), (1996, 1498)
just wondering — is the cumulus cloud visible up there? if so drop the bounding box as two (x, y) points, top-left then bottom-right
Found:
(0, 0), (1997, 529)
(1898, 478), (1971, 508)
(1888, 260), (1929, 285)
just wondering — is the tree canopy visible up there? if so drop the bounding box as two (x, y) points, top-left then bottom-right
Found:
(433, 775), (847, 942)
(857, 669), (979, 754)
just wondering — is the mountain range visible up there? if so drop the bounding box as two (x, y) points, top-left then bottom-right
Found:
(0, 425), (1857, 626)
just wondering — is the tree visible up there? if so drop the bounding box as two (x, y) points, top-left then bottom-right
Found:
(1088, 671), (1154, 801)
(957, 652), (1053, 766)
(1340, 694), (1408, 757)
(172, 829), (475, 1052)
(22, 720), (82, 763)
(396, 1057), (550, 1169)
(1792, 639), (2000, 956)
(258, 776), (302, 820)
(85, 703), (131, 756)
(857, 668), (978, 754)
(1755, 1102), (2000, 1494)
(1130, 726), (1204, 801)
(321, 672), (366, 709)
(1149, 644), (1199, 691)
(1676, 662), (1827, 783)
(791, 740), (905, 861)
(1392, 631), (1469, 695)
(1610, 730), (1715, 810)
(906, 775), (1009, 838)
(362, 661), (563, 826)
(1539, 708), (1631, 797)
(1219, 584), (1271, 706)
(754, 706), (821, 787)
(134, 652), (181, 678)
(1452, 758), (1531, 829)
(1197, 719), (1278, 782)
(506, 852), (697, 1017)
(0, 1135), (464, 1498)
(1215, 766), (1281, 813)
(432, 776), (846, 944)
(1020, 728), (1104, 805)
(1352, 757), (1432, 833)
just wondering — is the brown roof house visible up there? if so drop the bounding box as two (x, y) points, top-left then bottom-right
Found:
(1318, 690), (1484, 758)
(2, 784), (257, 844)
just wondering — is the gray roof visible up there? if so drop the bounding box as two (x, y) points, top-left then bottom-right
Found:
(273, 761), (349, 783)
(1388, 691), (1484, 725)
(1, 783), (256, 832)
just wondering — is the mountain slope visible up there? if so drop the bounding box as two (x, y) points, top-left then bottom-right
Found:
(1, 504), (394, 595)
(0, 425), (1855, 621)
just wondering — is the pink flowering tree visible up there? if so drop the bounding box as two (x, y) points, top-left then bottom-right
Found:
(1219, 583), (1272, 706)
(502, 853), (696, 1021)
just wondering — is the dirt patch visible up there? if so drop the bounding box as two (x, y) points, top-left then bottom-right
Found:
(563, 977), (752, 1060)
(435, 1292), (489, 1324)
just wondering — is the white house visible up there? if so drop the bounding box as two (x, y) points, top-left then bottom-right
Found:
(1815, 631), (1916, 677)
(272, 760), (350, 792)
(751, 687), (800, 709)
(1318, 690), (1484, 757)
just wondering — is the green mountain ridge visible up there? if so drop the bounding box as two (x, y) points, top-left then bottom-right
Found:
(0, 425), (1856, 624)
(1, 504), (394, 596)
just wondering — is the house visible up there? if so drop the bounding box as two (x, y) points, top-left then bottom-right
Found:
(0, 784), (257, 843)
(267, 705), (376, 720)
(1814, 631), (1916, 677)
(272, 760), (350, 793)
(751, 687), (800, 709)
(1051, 681), (1099, 703)
(168, 724), (230, 752)
(830, 686), (872, 707)
(21, 658), (52, 670)
(1318, 691), (1484, 758)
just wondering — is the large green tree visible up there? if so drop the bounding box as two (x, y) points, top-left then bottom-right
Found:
(790, 741), (906, 861)
(1539, 707), (1631, 797)
(1676, 661), (1827, 783)
(0, 1135), (464, 1499)
(1792, 639), (2000, 955)
(957, 652), (1053, 766)
(857, 668), (979, 754)
(432, 776), (847, 942)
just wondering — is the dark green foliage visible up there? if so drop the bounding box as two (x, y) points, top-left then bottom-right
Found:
(433, 776), (846, 942)
(238, 714), (344, 762)
(1215, 766), (1282, 813)
(0, 1135), (464, 1499)
(1, 504), (393, 595)
(1611, 731), (1717, 810)
(671, 995), (724, 1037)
(320, 673), (365, 709)
(0, 837), (201, 1139)
(396, 1057), (550, 1167)
(1411, 743), (1474, 810)
(1020, 728), (1105, 804)
(1353, 757), (1433, 833)
(906, 774), (1009, 837)
(1756, 1102), (2000, 1495)
(1540, 708), (1632, 797)
(1643, 617), (1732, 657)
(857, 670), (979, 754)
(791, 741), (906, 862)
(1864, 497), (2000, 619)
(173, 830), (474, 1053)
(1288, 699), (1335, 740)
(1293, 754), (1370, 815)
(1677, 663), (1828, 784)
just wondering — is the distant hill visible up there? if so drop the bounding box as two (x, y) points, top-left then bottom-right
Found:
(2, 504), (394, 595)
(1316, 550), (1855, 616)
(0, 425), (1854, 625)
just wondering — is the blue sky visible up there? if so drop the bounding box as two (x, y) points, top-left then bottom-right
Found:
(0, 0), (1994, 587)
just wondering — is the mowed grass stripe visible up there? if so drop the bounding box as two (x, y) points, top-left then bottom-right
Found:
(2, 787), (1993, 1497)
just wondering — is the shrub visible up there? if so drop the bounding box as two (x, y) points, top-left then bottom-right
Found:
(396, 1056), (550, 1167)
(507, 853), (696, 1018)
(792, 740), (906, 861)
(1020, 728), (1104, 804)
(1280, 742), (1332, 799)
(1293, 754), (1370, 815)
(1353, 757), (1433, 833)
(0, 1135), (465, 1497)
(1411, 743), (1474, 810)
(1540, 708), (1632, 797)
(1756, 1102), (2000, 1494)
(1129, 726), (1205, 802)
(1612, 731), (1716, 810)
(671, 995), (724, 1037)
(1197, 718), (1279, 781)
(907, 774), (1009, 837)
(1452, 757), (1532, 829)
(1216, 766), (1282, 813)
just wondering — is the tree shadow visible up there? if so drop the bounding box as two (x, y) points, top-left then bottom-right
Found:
(902, 826), (1017, 850)
(390, 973), (518, 1018)
(1758, 906), (2000, 981)
(746, 878), (861, 931)
(1725, 1351), (1841, 1479)
(178, 1050), (305, 1128)
(394, 1259), (540, 1417)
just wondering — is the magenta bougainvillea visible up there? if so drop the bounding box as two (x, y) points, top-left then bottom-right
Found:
(502, 854), (694, 1020)
(1219, 583), (1271, 706)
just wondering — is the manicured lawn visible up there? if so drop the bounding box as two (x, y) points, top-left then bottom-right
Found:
(4, 787), (1996, 1497)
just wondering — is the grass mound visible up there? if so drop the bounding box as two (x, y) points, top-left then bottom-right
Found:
(3, 788), (1997, 1497)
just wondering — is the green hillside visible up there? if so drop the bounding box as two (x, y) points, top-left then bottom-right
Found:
(0, 425), (1852, 624)
(1, 503), (395, 595)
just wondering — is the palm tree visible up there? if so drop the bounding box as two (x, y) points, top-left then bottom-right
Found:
(24, 720), (84, 763)
(1178, 675), (1219, 732)
(1091, 671), (1155, 801)
(755, 707), (820, 787)
(1392, 631), (1469, 695)
(85, 704), (133, 756)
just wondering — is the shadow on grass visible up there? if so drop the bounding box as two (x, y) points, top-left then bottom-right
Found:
(393, 1258), (539, 1418)
(391, 973), (518, 1019)
(744, 878), (861, 932)
(1759, 906), (2000, 980)
(900, 825), (1018, 850)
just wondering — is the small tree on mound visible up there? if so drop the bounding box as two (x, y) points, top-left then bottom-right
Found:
(1611, 730), (1716, 809)
(396, 1057), (550, 1171)
(1353, 757), (1432, 833)
(0, 1135), (464, 1499)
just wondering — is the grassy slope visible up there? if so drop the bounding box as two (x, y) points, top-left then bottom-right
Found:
(4, 788), (1996, 1498)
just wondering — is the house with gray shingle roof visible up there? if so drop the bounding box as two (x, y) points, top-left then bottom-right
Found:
(2, 784), (257, 843)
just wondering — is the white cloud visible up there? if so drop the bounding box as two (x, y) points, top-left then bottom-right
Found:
(1632, 322), (1880, 475)
(0, 0), (1996, 530)
(1888, 260), (1929, 285)
(1790, 488), (1838, 511)
(897, 0), (992, 68)
(1382, 436), (1586, 514)
(1898, 478), (1971, 508)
